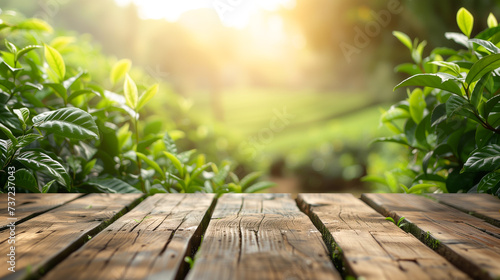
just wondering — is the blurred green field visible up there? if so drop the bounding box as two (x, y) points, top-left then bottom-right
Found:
(191, 88), (382, 135)
(190, 88), (394, 167)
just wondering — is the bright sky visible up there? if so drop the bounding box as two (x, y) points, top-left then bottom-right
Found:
(114, 0), (295, 28)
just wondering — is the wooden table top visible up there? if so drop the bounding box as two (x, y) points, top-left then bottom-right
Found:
(0, 193), (499, 280)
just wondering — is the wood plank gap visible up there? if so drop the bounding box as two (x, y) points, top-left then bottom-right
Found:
(186, 193), (341, 280)
(427, 194), (500, 228)
(361, 193), (500, 280)
(42, 194), (215, 280)
(0, 194), (85, 231)
(171, 194), (218, 280)
(297, 194), (469, 280)
(295, 196), (346, 276)
(0, 193), (144, 280)
(32, 194), (145, 280)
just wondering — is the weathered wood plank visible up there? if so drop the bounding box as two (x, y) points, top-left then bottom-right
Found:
(0, 194), (82, 229)
(298, 193), (470, 280)
(428, 193), (500, 227)
(362, 193), (500, 280)
(186, 193), (341, 280)
(43, 193), (215, 280)
(0, 193), (142, 280)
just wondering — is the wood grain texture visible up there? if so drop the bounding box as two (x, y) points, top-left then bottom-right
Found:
(43, 193), (215, 280)
(298, 193), (470, 280)
(362, 193), (500, 280)
(186, 193), (341, 280)
(0, 194), (82, 229)
(428, 193), (500, 227)
(0, 193), (142, 280)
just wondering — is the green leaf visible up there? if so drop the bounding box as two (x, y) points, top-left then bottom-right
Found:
(82, 158), (97, 177)
(463, 144), (500, 172)
(244, 181), (275, 193)
(409, 88), (426, 124)
(484, 95), (500, 118)
(415, 115), (431, 149)
(16, 18), (53, 32)
(488, 13), (498, 28)
(177, 149), (196, 164)
(469, 39), (500, 54)
(110, 59), (131, 85)
(381, 107), (410, 122)
(32, 107), (100, 140)
(0, 139), (11, 167)
(408, 183), (436, 194)
(4, 40), (17, 54)
(471, 73), (490, 108)
(136, 84), (159, 111)
(361, 175), (388, 185)
(384, 171), (399, 192)
(44, 43), (66, 82)
(413, 173), (446, 183)
(240, 171), (262, 189)
(85, 178), (141, 193)
(429, 61), (461, 75)
(476, 125), (495, 149)
(0, 22), (10, 32)
(385, 217), (396, 224)
(62, 71), (84, 90)
(137, 135), (162, 153)
(393, 31), (412, 51)
(412, 40), (427, 64)
(16, 45), (41, 61)
(124, 74), (138, 110)
(42, 180), (56, 193)
(446, 95), (481, 123)
(465, 53), (500, 84)
(43, 83), (67, 102)
(15, 134), (43, 149)
(457, 8), (474, 38)
(136, 152), (164, 178)
(431, 103), (447, 127)
(163, 132), (178, 155)
(0, 60), (22, 74)
(478, 172), (500, 193)
(13, 108), (29, 130)
(15, 169), (39, 193)
(68, 89), (101, 102)
(445, 32), (471, 48)
(0, 80), (15, 93)
(212, 164), (230, 186)
(164, 151), (184, 177)
(191, 163), (211, 179)
(372, 135), (409, 146)
(404, 118), (417, 148)
(394, 73), (462, 96)
(0, 123), (17, 145)
(0, 106), (22, 132)
(16, 150), (71, 188)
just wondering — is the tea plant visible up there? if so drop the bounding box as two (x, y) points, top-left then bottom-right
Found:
(0, 12), (273, 194)
(385, 216), (407, 229)
(368, 8), (500, 197)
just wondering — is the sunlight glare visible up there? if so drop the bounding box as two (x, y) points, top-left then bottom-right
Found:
(114, 0), (295, 27)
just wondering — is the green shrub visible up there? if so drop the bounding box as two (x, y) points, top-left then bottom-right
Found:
(367, 8), (500, 197)
(0, 12), (273, 194)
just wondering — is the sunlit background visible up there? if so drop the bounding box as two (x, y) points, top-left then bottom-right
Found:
(3, 0), (500, 193)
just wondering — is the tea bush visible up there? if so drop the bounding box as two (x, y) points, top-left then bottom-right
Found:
(0, 11), (273, 194)
(368, 8), (500, 197)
